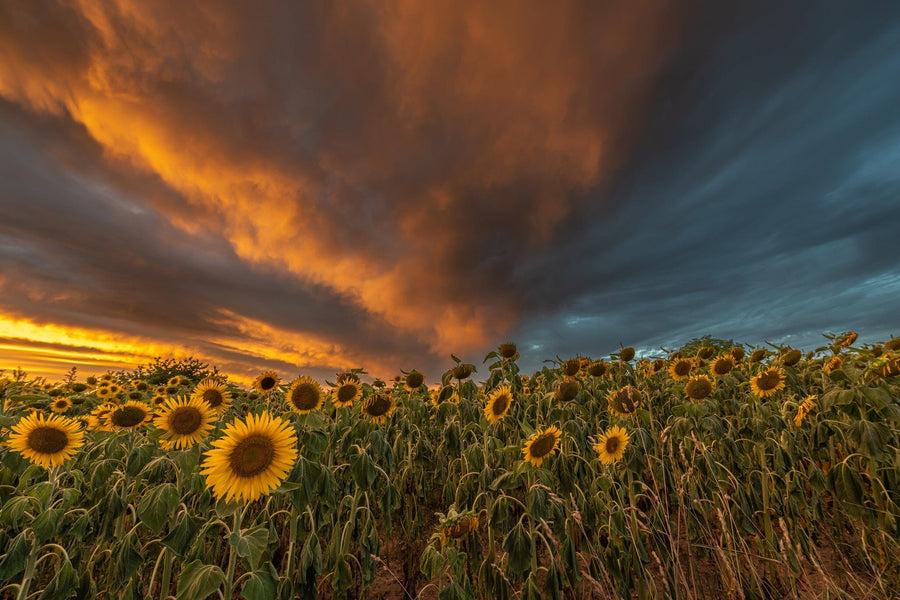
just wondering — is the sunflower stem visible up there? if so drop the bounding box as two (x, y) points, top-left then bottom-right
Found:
(223, 506), (244, 599)
(16, 532), (39, 600)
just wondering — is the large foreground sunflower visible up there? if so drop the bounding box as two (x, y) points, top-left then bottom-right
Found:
(595, 425), (630, 465)
(484, 386), (513, 424)
(200, 412), (298, 503)
(286, 376), (324, 414)
(6, 413), (85, 469)
(192, 378), (233, 414)
(522, 425), (562, 468)
(750, 367), (785, 398)
(108, 401), (153, 430)
(154, 396), (216, 449)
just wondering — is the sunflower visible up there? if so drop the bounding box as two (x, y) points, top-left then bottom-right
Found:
(286, 376), (323, 414)
(167, 376), (184, 387)
(838, 332), (858, 347)
(96, 386), (114, 400)
(200, 412), (298, 503)
(651, 358), (666, 373)
(253, 371), (280, 395)
(588, 361), (608, 377)
(337, 372), (361, 385)
(332, 381), (361, 408)
(522, 425), (562, 468)
(710, 356), (734, 377)
(730, 347), (745, 362)
(684, 375), (713, 400)
(484, 386), (513, 424)
(554, 379), (580, 402)
(88, 402), (118, 431)
(824, 355), (843, 374)
(150, 394), (168, 406)
(749, 349), (767, 363)
(594, 425), (630, 465)
(50, 397), (72, 413)
(668, 358), (694, 381)
(108, 401), (153, 429)
(131, 379), (150, 391)
(498, 342), (518, 359)
(451, 363), (476, 381)
(6, 413), (85, 469)
(405, 370), (425, 391)
(793, 395), (817, 427)
(154, 396), (216, 449)
(362, 394), (395, 423)
(562, 358), (581, 377)
(781, 349), (802, 367)
(192, 378), (233, 414)
(607, 385), (643, 418)
(441, 514), (479, 544)
(698, 346), (716, 360)
(750, 367), (785, 398)
(886, 338), (900, 352)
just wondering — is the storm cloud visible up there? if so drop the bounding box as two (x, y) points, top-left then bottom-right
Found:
(1, 0), (898, 382)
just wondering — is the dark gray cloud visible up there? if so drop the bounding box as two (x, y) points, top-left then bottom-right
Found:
(0, 0), (897, 382)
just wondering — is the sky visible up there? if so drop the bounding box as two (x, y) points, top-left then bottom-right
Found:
(1, 0), (899, 385)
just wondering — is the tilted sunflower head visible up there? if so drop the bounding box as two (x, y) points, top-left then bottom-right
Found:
(607, 385), (643, 418)
(749, 349), (767, 363)
(838, 331), (858, 347)
(554, 379), (580, 403)
(498, 343), (518, 359)
(405, 370), (425, 391)
(750, 367), (785, 397)
(684, 375), (713, 400)
(522, 425), (562, 468)
(441, 513), (479, 544)
(668, 358), (694, 381)
(594, 425), (630, 465)
(588, 361), (608, 377)
(824, 355), (844, 374)
(698, 346), (716, 360)
(337, 372), (361, 385)
(451, 363), (475, 381)
(562, 358), (581, 377)
(710, 356), (734, 377)
(253, 371), (280, 395)
(484, 386), (513, 424)
(192, 378), (233, 414)
(108, 401), (152, 429)
(619, 347), (636, 362)
(730, 346), (745, 362)
(885, 338), (900, 352)
(333, 381), (361, 408)
(651, 359), (666, 373)
(782, 349), (802, 366)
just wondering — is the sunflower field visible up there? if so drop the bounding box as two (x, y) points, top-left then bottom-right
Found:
(1, 333), (899, 599)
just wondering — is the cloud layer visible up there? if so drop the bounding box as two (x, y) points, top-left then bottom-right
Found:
(1, 1), (898, 382)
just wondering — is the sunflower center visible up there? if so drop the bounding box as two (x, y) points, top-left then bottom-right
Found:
(674, 361), (691, 376)
(260, 377), (276, 391)
(202, 389), (223, 407)
(291, 384), (320, 410)
(229, 434), (275, 477)
(169, 407), (202, 435)
(337, 384), (358, 404)
(54, 400), (67, 408)
(27, 427), (68, 454)
(406, 372), (424, 389)
(604, 436), (620, 454)
(364, 395), (392, 417)
(111, 406), (148, 428)
(490, 394), (510, 415)
(556, 381), (580, 402)
(529, 433), (557, 459)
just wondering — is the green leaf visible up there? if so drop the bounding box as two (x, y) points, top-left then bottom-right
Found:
(114, 530), (144, 582)
(162, 513), (202, 557)
(38, 559), (78, 600)
(298, 532), (321, 584)
(230, 525), (270, 569)
(241, 566), (278, 600)
(177, 560), (225, 600)
(137, 483), (180, 535)
(0, 496), (37, 527)
(0, 531), (27, 580)
(32, 508), (61, 541)
(332, 555), (353, 593)
(502, 520), (533, 575)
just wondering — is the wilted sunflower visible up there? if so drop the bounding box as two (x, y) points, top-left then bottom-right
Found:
(200, 412), (298, 503)
(337, 372), (361, 385)
(824, 355), (843, 374)
(405, 370), (425, 391)
(451, 363), (476, 381)
(192, 378), (233, 414)
(838, 332), (858, 347)
(154, 396), (216, 449)
(730, 346), (745, 362)
(651, 358), (666, 373)
(749, 349), (767, 363)
(793, 395), (817, 427)
(362, 393), (395, 423)
(253, 371), (280, 395)
(885, 338), (900, 351)
(286, 376), (323, 414)
(697, 346), (716, 360)
(441, 514), (479, 544)
(619, 347), (636, 362)
(108, 401), (153, 429)
(50, 397), (72, 413)
(562, 358), (582, 377)
(781, 349), (802, 366)
(332, 381), (361, 408)
(668, 358), (694, 381)
(710, 356), (734, 377)
(750, 367), (785, 398)
(498, 342), (518, 359)
(554, 379), (580, 402)
(522, 425), (562, 468)
(594, 425), (630, 465)
(607, 385), (643, 417)
(6, 413), (85, 469)
(484, 385), (513, 424)
(684, 375), (713, 400)
(588, 361), (608, 377)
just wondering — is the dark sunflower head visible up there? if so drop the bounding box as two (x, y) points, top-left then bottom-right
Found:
(554, 379), (580, 402)
(562, 359), (581, 377)
(588, 361), (607, 377)
(749, 349), (767, 363)
(698, 346), (716, 360)
(498, 343), (518, 359)
(684, 375), (713, 400)
(619, 347), (635, 362)
(451, 363), (475, 381)
(607, 385), (643, 418)
(405, 370), (425, 391)
(730, 347), (745, 362)
(782, 349), (802, 366)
